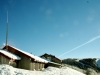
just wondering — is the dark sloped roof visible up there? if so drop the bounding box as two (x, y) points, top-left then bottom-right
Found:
(40, 53), (61, 61)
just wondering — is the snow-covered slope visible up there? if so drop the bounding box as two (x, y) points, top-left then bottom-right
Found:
(96, 58), (100, 67)
(0, 65), (85, 75)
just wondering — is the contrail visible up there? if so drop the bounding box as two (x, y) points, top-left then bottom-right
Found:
(58, 35), (100, 57)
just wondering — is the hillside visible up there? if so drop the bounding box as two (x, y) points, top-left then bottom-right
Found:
(62, 58), (100, 75)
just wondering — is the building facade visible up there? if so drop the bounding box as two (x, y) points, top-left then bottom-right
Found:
(0, 45), (48, 71)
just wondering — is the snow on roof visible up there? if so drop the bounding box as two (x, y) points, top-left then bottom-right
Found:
(5, 45), (48, 63)
(0, 50), (21, 60)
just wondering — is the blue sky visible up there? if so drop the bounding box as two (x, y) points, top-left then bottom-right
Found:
(0, 0), (100, 58)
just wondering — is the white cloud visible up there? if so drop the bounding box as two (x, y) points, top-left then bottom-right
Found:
(87, 16), (94, 22)
(40, 6), (45, 12)
(98, 28), (100, 33)
(89, 8), (96, 14)
(73, 20), (79, 26)
(45, 9), (52, 15)
(59, 32), (68, 38)
(44, 9), (53, 20)
(53, 24), (59, 29)
(86, 8), (96, 23)
(59, 33), (64, 38)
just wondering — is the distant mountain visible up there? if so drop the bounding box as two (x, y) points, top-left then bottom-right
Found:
(96, 58), (100, 67)
(62, 58), (100, 72)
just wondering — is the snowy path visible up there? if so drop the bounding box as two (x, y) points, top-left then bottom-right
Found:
(0, 65), (86, 75)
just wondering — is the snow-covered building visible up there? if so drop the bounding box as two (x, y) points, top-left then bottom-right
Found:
(0, 49), (21, 65)
(0, 45), (48, 71)
(40, 53), (62, 68)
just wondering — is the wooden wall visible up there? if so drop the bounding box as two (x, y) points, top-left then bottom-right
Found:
(0, 55), (10, 64)
(0, 53), (46, 71)
(30, 61), (35, 70)
(30, 60), (45, 71)
(18, 54), (30, 70)
(17, 54), (46, 71)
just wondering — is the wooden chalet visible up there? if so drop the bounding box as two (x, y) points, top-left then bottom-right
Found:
(0, 49), (21, 65)
(40, 53), (62, 68)
(0, 45), (48, 71)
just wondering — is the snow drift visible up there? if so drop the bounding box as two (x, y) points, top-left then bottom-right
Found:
(0, 65), (85, 75)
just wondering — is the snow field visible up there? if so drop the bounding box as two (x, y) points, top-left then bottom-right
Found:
(0, 65), (86, 75)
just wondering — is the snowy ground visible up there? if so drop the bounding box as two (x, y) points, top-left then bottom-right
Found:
(0, 65), (86, 75)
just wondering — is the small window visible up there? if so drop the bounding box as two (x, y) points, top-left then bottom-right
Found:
(47, 57), (51, 61)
